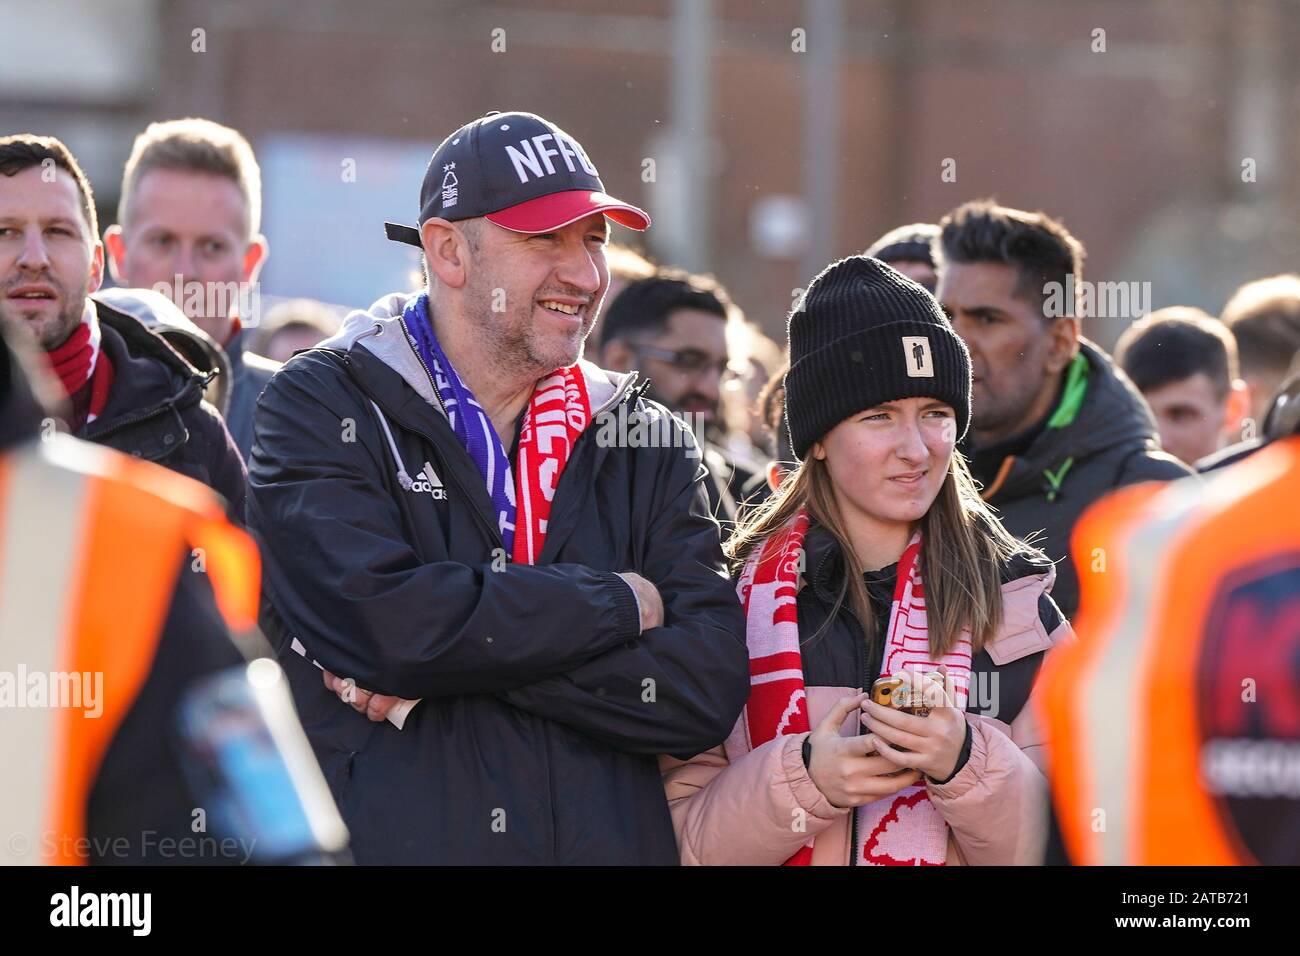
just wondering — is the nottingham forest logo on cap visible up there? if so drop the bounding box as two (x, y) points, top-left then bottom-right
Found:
(902, 336), (934, 377)
(440, 163), (458, 208)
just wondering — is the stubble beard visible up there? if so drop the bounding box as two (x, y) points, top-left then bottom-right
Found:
(971, 386), (1021, 442)
(0, 275), (89, 351)
(970, 365), (1051, 443)
(466, 274), (588, 379)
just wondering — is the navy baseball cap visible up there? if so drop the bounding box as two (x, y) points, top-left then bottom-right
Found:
(385, 111), (650, 247)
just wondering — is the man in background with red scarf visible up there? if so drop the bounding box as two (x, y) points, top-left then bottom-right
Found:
(245, 111), (748, 864)
(0, 135), (246, 515)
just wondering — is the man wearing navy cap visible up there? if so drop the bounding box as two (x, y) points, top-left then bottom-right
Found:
(245, 112), (748, 864)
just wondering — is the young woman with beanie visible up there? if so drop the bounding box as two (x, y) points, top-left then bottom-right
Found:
(661, 256), (1072, 866)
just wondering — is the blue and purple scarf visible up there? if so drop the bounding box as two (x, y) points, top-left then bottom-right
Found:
(401, 293), (591, 564)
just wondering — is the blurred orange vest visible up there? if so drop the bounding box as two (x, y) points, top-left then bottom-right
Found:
(0, 435), (258, 864)
(1038, 437), (1300, 864)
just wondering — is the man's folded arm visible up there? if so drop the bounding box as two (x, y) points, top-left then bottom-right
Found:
(498, 423), (750, 759)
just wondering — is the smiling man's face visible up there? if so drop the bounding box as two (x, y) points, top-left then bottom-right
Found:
(462, 213), (610, 375)
(0, 165), (103, 350)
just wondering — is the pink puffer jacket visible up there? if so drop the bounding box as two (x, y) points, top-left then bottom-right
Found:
(660, 571), (1072, 865)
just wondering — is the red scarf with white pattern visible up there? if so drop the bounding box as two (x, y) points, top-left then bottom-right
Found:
(736, 510), (972, 865)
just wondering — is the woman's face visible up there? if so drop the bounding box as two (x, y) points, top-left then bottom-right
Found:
(812, 397), (956, 527)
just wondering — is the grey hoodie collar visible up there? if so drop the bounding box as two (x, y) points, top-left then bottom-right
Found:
(321, 291), (638, 416)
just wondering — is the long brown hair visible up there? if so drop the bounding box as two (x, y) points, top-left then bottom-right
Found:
(725, 447), (1029, 655)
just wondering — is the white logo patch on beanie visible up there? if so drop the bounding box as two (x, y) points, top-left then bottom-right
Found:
(902, 336), (934, 377)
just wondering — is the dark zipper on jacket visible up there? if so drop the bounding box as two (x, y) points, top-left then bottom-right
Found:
(80, 306), (209, 445)
(380, 320), (508, 549)
(346, 354), (505, 552)
(810, 541), (869, 866)
(395, 322), (506, 546)
(848, 622), (868, 866)
(396, 319), (451, 420)
(82, 402), (172, 443)
(80, 378), (201, 445)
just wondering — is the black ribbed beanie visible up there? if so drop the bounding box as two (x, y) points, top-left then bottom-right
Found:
(785, 255), (972, 459)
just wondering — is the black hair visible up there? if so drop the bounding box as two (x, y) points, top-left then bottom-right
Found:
(0, 134), (99, 238)
(937, 199), (1085, 317)
(599, 268), (730, 347)
(1114, 307), (1237, 399)
(865, 222), (940, 268)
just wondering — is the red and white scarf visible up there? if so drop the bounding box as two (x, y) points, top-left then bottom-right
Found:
(404, 291), (590, 566)
(736, 509), (972, 866)
(44, 300), (114, 430)
(512, 365), (591, 565)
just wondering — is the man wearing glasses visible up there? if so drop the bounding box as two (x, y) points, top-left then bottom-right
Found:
(599, 268), (750, 524)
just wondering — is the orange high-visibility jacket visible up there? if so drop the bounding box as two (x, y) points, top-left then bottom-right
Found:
(1039, 437), (1300, 865)
(0, 435), (258, 865)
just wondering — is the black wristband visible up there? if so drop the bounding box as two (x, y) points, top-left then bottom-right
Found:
(928, 720), (973, 786)
(802, 736), (813, 769)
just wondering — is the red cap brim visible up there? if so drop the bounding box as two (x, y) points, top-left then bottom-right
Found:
(486, 190), (650, 233)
